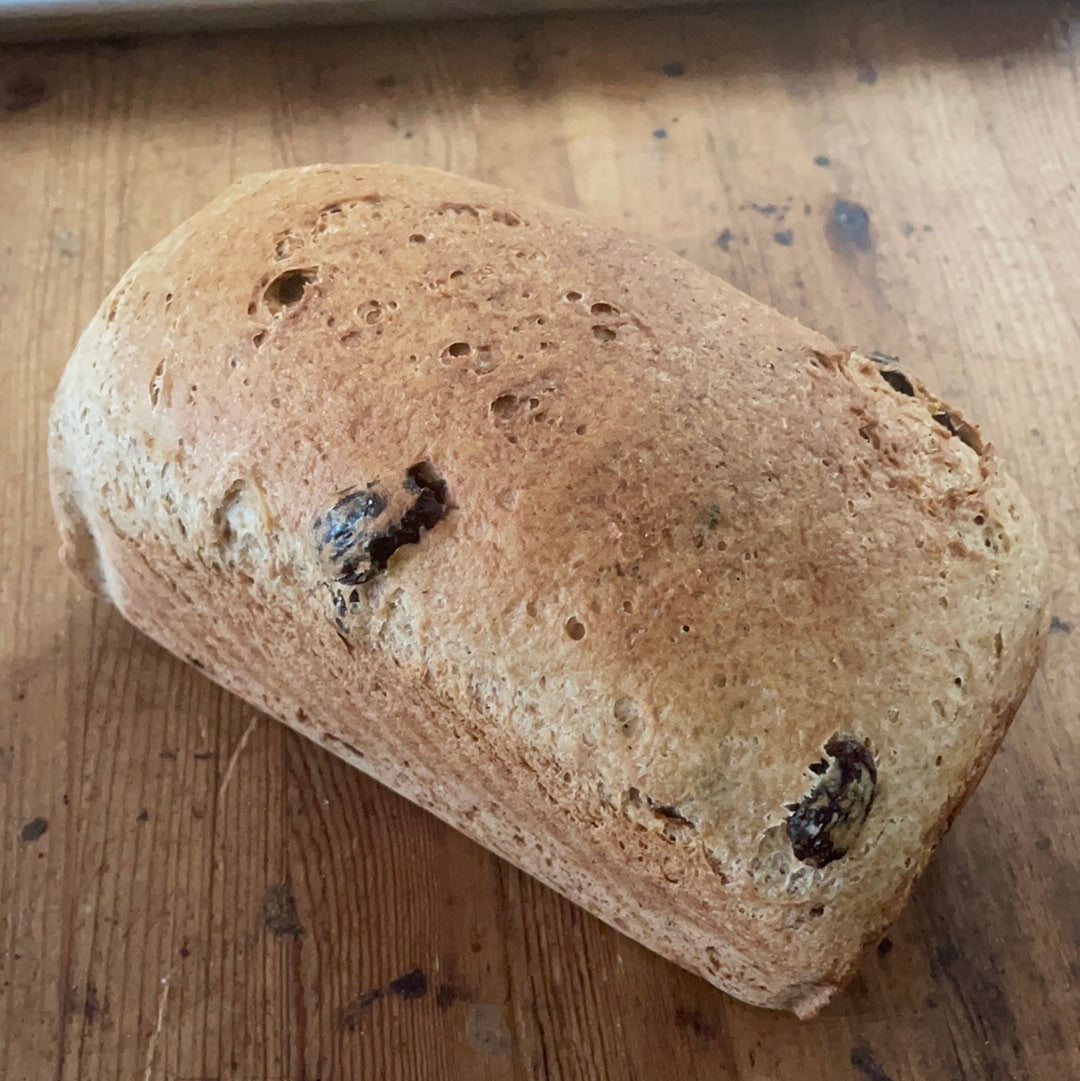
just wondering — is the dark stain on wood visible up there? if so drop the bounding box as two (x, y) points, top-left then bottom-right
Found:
(931, 940), (960, 979)
(337, 968), (428, 1031)
(435, 980), (471, 1008)
(673, 1006), (717, 1041)
(336, 988), (382, 1032)
(826, 198), (873, 252)
(388, 968), (427, 999)
(83, 982), (104, 1025)
(260, 883), (304, 938)
(63, 982), (107, 1027)
(850, 1044), (894, 1081)
(465, 1002), (512, 1057)
(513, 51), (539, 86)
(20, 816), (47, 843)
(3, 74), (48, 112)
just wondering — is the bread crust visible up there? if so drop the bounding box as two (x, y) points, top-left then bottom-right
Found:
(48, 165), (1049, 1016)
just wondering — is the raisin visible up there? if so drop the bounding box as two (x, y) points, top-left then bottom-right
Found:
(365, 467), (448, 575)
(787, 735), (877, 868)
(319, 487), (387, 560)
(314, 464), (449, 592)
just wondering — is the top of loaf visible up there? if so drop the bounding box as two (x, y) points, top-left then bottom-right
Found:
(50, 165), (1049, 1001)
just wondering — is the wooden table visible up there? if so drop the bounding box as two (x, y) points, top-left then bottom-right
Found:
(3, 4), (1078, 1078)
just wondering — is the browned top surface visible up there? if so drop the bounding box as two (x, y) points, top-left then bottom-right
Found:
(2, 3), (1078, 1080)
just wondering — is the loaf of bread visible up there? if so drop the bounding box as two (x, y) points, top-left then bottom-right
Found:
(49, 165), (1048, 1016)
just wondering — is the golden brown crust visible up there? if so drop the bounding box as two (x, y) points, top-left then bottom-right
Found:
(48, 165), (1049, 1015)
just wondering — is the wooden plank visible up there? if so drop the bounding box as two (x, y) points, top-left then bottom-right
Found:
(2, 3), (1077, 1079)
(0, 1), (766, 44)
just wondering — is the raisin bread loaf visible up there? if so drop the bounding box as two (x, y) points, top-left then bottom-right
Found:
(49, 165), (1049, 1015)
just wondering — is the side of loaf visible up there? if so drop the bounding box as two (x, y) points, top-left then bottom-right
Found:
(48, 164), (1049, 1016)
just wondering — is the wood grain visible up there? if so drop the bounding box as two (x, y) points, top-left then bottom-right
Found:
(0, 1), (744, 44)
(2, 3), (1078, 1079)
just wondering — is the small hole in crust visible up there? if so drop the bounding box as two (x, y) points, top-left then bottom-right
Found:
(148, 359), (166, 407)
(932, 410), (983, 453)
(590, 301), (619, 315)
(275, 233), (302, 260)
(264, 268), (316, 314)
(406, 460), (446, 497)
(445, 341), (471, 358)
(613, 697), (643, 737)
(564, 290), (582, 302)
(565, 617), (586, 641)
(409, 233), (427, 243)
(878, 368), (915, 396)
(592, 325), (617, 342)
